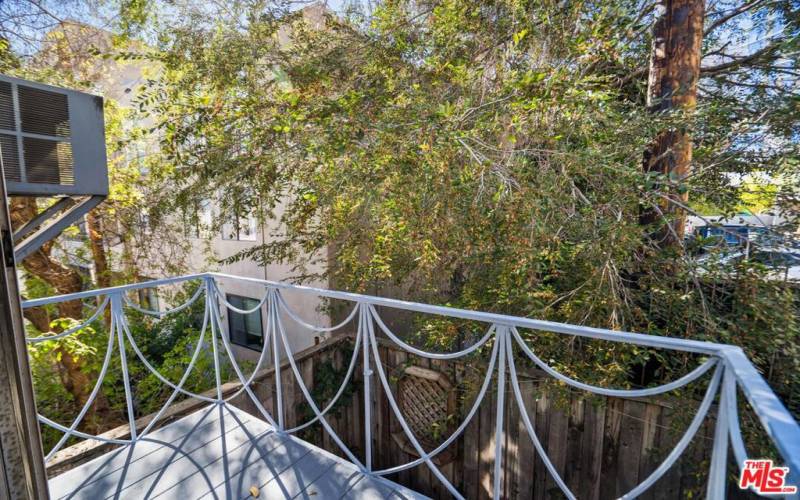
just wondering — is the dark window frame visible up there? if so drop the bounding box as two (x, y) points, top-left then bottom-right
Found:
(226, 294), (264, 351)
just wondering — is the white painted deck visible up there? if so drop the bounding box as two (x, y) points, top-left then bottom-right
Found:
(48, 404), (427, 499)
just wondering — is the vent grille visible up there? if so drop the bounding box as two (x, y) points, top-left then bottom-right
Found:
(0, 82), (13, 131)
(18, 85), (70, 137)
(0, 134), (20, 182)
(23, 137), (74, 184)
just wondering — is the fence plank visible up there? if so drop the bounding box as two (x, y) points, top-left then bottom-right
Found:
(322, 349), (336, 455)
(504, 380), (520, 499)
(564, 397), (585, 495)
(638, 401), (662, 500)
(478, 378), (495, 500)
(579, 398), (605, 500)
(616, 399), (646, 495)
(516, 380), (537, 500)
(545, 399), (569, 496)
(463, 369), (481, 499)
(600, 398), (624, 499)
(678, 403), (714, 497)
(300, 355), (316, 443)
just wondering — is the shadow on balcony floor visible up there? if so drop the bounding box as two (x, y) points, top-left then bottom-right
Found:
(48, 403), (425, 499)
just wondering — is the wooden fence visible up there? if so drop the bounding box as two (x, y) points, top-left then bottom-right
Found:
(228, 333), (754, 499)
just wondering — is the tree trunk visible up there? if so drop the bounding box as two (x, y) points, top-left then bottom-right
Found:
(86, 210), (110, 289)
(86, 209), (113, 329)
(22, 306), (51, 333)
(641, 0), (705, 247)
(9, 198), (84, 317)
(9, 197), (108, 429)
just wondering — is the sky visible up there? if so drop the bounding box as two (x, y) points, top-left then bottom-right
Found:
(2, 0), (358, 56)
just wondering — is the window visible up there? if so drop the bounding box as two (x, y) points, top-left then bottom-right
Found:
(227, 294), (264, 350)
(750, 251), (800, 267)
(64, 217), (88, 242)
(707, 226), (747, 245)
(138, 285), (159, 311)
(186, 199), (214, 239)
(221, 209), (257, 241)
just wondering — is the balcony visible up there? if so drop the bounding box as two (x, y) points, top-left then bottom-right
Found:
(23, 273), (800, 499)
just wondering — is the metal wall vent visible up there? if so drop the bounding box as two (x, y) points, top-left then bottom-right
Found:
(24, 138), (74, 184)
(0, 82), (14, 130)
(19, 85), (71, 137)
(0, 74), (107, 197)
(3, 84), (74, 186)
(0, 134), (20, 182)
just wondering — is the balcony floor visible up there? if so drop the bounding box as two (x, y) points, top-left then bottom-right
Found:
(48, 403), (426, 499)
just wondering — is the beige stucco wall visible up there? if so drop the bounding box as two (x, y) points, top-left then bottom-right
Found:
(182, 198), (330, 362)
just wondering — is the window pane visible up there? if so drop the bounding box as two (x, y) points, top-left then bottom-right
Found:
(227, 294), (263, 350)
(767, 252), (799, 266)
(239, 213), (258, 241)
(146, 288), (159, 310)
(221, 219), (238, 240)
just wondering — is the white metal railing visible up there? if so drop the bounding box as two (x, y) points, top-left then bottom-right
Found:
(21, 272), (800, 499)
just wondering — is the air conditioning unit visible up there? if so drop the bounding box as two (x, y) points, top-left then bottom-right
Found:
(0, 75), (108, 196)
(0, 74), (108, 260)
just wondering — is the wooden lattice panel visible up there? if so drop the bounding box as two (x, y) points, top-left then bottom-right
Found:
(393, 365), (456, 463)
(399, 375), (448, 440)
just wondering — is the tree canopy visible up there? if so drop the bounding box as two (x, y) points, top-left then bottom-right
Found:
(2, 0), (799, 415)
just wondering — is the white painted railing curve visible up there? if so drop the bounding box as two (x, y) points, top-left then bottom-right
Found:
(20, 272), (800, 499)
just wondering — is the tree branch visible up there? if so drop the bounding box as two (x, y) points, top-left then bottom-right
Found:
(704, 0), (766, 36)
(700, 41), (781, 75)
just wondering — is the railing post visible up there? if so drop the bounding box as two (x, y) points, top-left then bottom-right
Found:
(707, 364), (730, 499)
(205, 277), (224, 403)
(720, 346), (800, 483)
(110, 292), (137, 440)
(270, 289), (285, 430)
(360, 303), (373, 472)
(493, 326), (508, 500)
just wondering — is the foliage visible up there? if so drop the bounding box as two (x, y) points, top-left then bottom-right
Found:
(3, 0), (800, 470)
(128, 286), (250, 416)
(294, 341), (356, 442)
(27, 315), (103, 448)
(127, 0), (800, 415)
(26, 283), (251, 452)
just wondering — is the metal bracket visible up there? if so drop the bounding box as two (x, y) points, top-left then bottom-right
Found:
(12, 197), (76, 242)
(13, 195), (104, 261)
